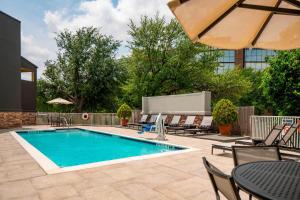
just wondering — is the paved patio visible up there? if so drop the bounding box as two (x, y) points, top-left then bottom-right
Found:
(0, 126), (250, 200)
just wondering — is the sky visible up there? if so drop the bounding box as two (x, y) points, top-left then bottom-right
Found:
(0, 0), (174, 78)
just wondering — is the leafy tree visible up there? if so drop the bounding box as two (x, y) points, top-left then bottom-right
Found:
(210, 68), (252, 105)
(124, 15), (220, 107)
(261, 50), (300, 115)
(238, 68), (273, 114)
(38, 27), (125, 112)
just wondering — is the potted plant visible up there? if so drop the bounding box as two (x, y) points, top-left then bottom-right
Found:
(117, 103), (132, 126)
(212, 99), (237, 136)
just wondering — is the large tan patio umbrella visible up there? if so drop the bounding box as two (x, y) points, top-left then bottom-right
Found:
(168, 0), (300, 50)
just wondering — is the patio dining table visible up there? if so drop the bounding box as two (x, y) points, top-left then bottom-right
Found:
(232, 161), (300, 200)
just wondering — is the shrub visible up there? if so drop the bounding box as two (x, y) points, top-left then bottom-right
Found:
(117, 103), (132, 119)
(212, 99), (237, 125)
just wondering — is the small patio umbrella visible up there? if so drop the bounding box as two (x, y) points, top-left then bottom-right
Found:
(47, 98), (73, 105)
(47, 98), (73, 126)
(168, 0), (300, 50)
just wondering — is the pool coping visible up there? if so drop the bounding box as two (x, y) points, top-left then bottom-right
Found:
(10, 127), (197, 174)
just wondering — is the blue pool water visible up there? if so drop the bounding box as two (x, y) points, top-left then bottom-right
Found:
(17, 129), (184, 167)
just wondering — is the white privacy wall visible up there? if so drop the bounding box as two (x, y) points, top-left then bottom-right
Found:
(142, 92), (211, 115)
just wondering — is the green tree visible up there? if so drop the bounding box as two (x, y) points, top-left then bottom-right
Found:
(261, 50), (300, 115)
(238, 68), (272, 114)
(39, 27), (125, 112)
(210, 68), (252, 105)
(124, 15), (220, 107)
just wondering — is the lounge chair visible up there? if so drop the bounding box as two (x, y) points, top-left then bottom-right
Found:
(235, 123), (287, 146)
(211, 123), (286, 155)
(202, 157), (241, 200)
(185, 116), (213, 134)
(127, 114), (148, 129)
(166, 115), (196, 134)
(147, 114), (158, 125)
(161, 115), (168, 125)
(278, 123), (300, 148)
(149, 115), (168, 132)
(140, 115), (158, 131)
(166, 115), (181, 127)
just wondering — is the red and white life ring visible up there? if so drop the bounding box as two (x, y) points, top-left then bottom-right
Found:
(82, 113), (89, 120)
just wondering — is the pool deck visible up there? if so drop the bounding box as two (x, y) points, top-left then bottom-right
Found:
(0, 125), (251, 200)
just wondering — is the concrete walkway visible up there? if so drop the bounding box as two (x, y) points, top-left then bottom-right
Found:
(0, 126), (250, 200)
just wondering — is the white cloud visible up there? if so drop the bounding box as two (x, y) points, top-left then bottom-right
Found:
(21, 33), (55, 77)
(44, 0), (174, 45)
(39, 0), (174, 77)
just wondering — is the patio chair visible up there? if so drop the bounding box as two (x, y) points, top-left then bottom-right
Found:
(254, 123), (286, 146)
(148, 114), (158, 125)
(161, 115), (168, 125)
(149, 115), (168, 132)
(211, 124), (286, 155)
(127, 114), (148, 129)
(185, 116), (213, 134)
(235, 123), (286, 146)
(232, 146), (282, 167)
(202, 157), (241, 200)
(167, 115), (196, 134)
(278, 123), (300, 148)
(231, 146), (282, 200)
(166, 115), (181, 127)
(138, 114), (158, 132)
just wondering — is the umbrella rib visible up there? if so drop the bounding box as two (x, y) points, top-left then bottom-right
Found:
(179, 0), (190, 4)
(282, 0), (300, 9)
(239, 4), (300, 15)
(251, 0), (282, 46)
(198, 0), (246, 39)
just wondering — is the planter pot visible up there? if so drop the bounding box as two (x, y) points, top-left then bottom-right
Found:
(120, 119), (129, 126)
(218, 124), (233, 136)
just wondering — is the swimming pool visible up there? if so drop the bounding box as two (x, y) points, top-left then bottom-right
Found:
(15, 128), (187, 171)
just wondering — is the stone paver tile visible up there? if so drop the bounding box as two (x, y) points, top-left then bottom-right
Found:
(117, 183), (169, 200)
(62, 196), (84, 200)
(153, 166), (194, 181)
(39, 185), (78, 200)
(78, 170), (108, 179)
(80, 185), (131, 200)
(0, 180), (37, 199)
(124, 172), (178, 188)
(154, 188), (189, 200)
(186, 190), (215, 200)
(73, 176), (116, 191)
(7, 169), (45, 182)
(103, 167), (143, 181)
(161, 177), (212, 198)
(12, 195), (40, 200)
(31, 172), (83, 189)
(31, 176), (53, 189)
(0, 172), (8, 184)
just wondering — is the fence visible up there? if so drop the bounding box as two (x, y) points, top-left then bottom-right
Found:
(235, 106), (255, 136)
(250, 115), (300, 148)
(36, 112), (122, 126)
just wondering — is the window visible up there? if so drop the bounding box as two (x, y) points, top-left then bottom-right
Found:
(217, 50), (235, 73)
(21, 68), (35, 82)
(245, 49), (276, 70)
